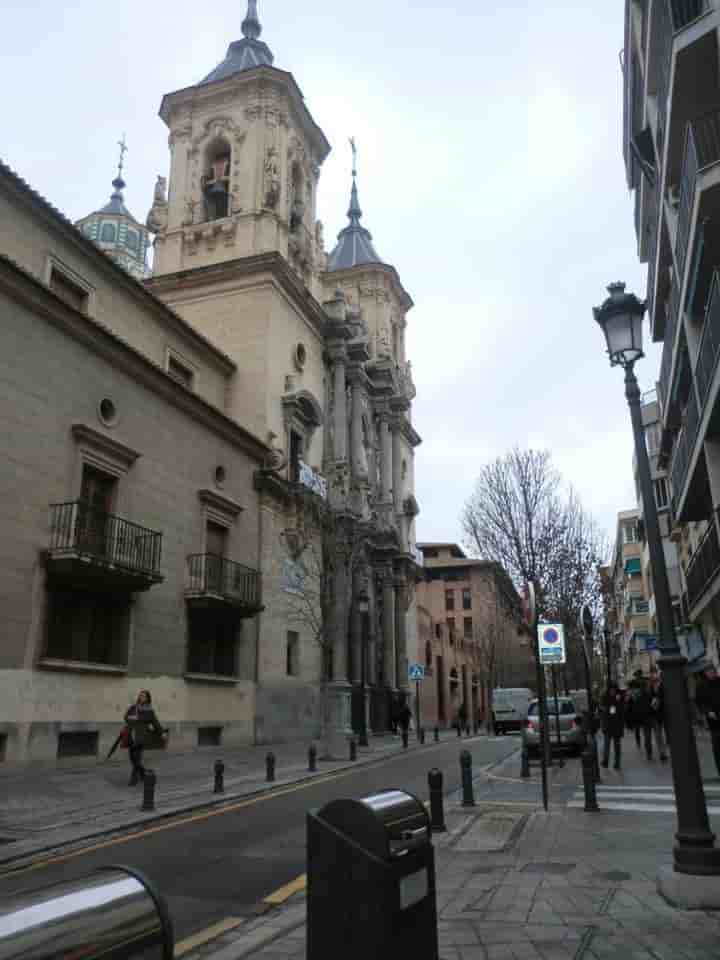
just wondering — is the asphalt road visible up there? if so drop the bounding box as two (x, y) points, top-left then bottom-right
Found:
(0, 736), (521, 946)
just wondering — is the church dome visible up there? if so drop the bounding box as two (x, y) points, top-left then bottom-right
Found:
(201, 1), (274, 85)
(327, 154), (384, 272)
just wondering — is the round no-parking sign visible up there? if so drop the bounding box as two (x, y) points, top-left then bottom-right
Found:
(537, 623), (566, 664)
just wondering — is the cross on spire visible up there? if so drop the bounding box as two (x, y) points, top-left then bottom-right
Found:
(113, 134), (128, 195)
(347, 136), (362, 224)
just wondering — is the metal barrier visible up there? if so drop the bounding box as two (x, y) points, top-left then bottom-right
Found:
(0, 865), (174, 960)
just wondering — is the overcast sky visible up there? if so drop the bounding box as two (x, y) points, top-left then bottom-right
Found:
(1, 0), (657, 554)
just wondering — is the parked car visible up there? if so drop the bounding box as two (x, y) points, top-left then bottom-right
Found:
(522, 697), (586, 756)
(491, 688), (533, 735)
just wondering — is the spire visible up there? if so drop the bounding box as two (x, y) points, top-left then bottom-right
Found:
(347, 136), (362, 224)
(111, 133), (128, 199)
(242, 0), (262, 40)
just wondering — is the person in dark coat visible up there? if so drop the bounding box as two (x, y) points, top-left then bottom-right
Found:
(397, 702), (412, 737)
(627, 670), (645, 749)
(647, 671), (668, 763)
(124, 690), (165, 785)
(696, 663), (720, 777)
(601, 685), (626, 770)
(456, 701), (468, 736)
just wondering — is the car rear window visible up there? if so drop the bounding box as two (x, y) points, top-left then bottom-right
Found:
(528, 700), (575, 716)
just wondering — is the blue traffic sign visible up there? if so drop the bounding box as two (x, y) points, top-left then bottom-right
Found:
(408, 663), (425, 681)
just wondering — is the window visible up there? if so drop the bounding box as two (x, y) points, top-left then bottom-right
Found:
(654, 476), (669, 510)
(622, 522), (638, 544)
(434, 623), (441, 639)
(45, 589), (130, 665)
(464, 617), (473, 639)
(202, 142), (231, 221)
(645, 422), (661, 455)
(126, 229), (139, 252)
(198, 726), (222, 746)
(462, 587), (471, 610)
(167, 354), (195, 389)
(446, 617), (455, 644)
(187, 608), (238, 676)
(57, 731), (99, 758)
(286, 630), (300, 676)
(445, 589), (455, 611)
(49, 266), (89, 313)
(289, 430), (303, 483)
(100, 222), (116, 243)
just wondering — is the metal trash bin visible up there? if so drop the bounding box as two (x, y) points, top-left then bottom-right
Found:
(307, 789), (438, 960)
(0, 864), (174, 960)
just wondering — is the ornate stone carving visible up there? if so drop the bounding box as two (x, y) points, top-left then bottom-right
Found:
(264, 431), (287, 473)
(146, 176), (169, 234)
(315, 220), (325, 252)
(263, 146), (281, 209)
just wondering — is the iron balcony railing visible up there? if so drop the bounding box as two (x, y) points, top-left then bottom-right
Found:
(686, 512), (720, 611)
(670, 385), (700, 513)
(49, 501), (163, 575)
(658, 273), (680, 418)
(676, 110), (720, 283)
(186, 553), (261, 608)
(694, 270), (720, 405)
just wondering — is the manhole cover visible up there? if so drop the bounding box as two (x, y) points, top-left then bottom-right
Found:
(521, 861), (576, 875)
(597, 870), (631, 882)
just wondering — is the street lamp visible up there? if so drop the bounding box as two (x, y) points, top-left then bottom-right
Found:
(594, 281), (720, 877)
(357, 587), (370, 748)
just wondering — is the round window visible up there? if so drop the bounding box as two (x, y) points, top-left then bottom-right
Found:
(98, 398), (118, 427)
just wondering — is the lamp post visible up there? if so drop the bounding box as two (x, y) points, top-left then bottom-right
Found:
(357, 587), (370, 748)
(594, 281), (720, 876)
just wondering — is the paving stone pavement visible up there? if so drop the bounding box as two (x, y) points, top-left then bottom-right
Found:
(194, 735), (720, 960)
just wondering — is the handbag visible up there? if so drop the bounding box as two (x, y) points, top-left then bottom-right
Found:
(119, 725), (131, 749)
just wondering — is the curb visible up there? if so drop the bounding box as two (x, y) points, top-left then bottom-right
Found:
(196, 902), (306, 960)
(0, 734), (495, 874)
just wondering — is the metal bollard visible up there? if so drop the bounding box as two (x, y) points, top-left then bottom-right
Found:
(402, 730), (409, 749)
(434, 726), (439, 742)
(141, 769), (156, 812)
(349, 738), (357, 761)
(428, 768), (447, 833)
(266, 752), (275, 782)
(521, 747), (530, 779)
(456, 724), (462, 738)
(213, 759), (225, 794)
(419, 727), (425, 744)
(460, 750), (475, 807)
(466, 725), (471, 737)
(582, 747), (599, 811)
(308, 744), (317, 772)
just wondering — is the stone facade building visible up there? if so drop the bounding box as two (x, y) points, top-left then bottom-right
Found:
(0, 1), (421, 765)
(414, 544), (534, 730)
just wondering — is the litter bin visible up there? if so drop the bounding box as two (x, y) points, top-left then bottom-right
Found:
(307, 789), (438, 960)
(0, 864), (174, 960)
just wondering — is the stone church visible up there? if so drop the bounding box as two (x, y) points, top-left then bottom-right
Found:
(0, 1), (420, 764)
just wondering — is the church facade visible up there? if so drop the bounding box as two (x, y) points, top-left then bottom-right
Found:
(0, 1), (421, 764)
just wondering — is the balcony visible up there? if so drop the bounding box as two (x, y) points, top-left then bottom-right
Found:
(47, 501), (163, 591)
(694, 270), (720, 405)
(670, 385), (700, 513)
(658, 274), (681, 426)
(186, 554), (263, 616)
(686, 513), (720, 612)
(670, 0), (711, 31)
(676, 110), (720, 284)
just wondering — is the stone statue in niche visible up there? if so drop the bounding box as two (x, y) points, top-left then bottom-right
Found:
(315, 220), (324, 252)
(263, 146), (281, 209)
(146, 175), (169, 234)
(376, 324), (392, 359)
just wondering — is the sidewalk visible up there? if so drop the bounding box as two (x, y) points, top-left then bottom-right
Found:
(0, 729), (468, 868)
(192, 736), (720, 960)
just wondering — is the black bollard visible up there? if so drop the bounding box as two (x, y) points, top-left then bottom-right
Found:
(582, 747), (599, 812)
(466, 725), (471, 737)
(419, 727), (425, 745)
(460, 750), (475, 807)
(141, 769), (156, 812)
(308, 744), (317, 772)
(213, 759), (225, 794)
(350, 738), (357, 761)
(521, 747), (530, 779)
(434, 726), (439, 743)
(266, 752), (275, 782)
(456, 724), (462, 738)
(402, 730), (409, 749)
(428, 768), (447, 833)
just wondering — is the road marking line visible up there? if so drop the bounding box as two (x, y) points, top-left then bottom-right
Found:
(567, 800), (720, 814)
(174, 917), (244, 957)
(263, 873), (307, 905)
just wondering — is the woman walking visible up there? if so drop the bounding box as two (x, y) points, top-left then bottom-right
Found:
(601, 685), (626, 770)
(124, 690), (165, 786)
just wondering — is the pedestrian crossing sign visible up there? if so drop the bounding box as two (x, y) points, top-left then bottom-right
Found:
(408, 663), (425, 681)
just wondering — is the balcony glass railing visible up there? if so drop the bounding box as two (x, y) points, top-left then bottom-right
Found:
(658, 274), (680, 417)
(695, 271), (720, 406)
(676, 110), (720, 282)
(49, 501), (163, 575)
(686, 513), (720, 611)
(186, 553), (261, 608)
(670, 0), (710, 31)
(670, 386), (700, 512)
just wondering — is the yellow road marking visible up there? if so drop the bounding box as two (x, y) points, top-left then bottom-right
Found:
(263, 873), (306, 905)
(174, 917), (244, 957)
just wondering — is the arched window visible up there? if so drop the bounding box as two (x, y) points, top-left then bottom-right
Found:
(100, 222), (116, 243)
(202, 138), (231, 221)
(126, 229), (139, 252)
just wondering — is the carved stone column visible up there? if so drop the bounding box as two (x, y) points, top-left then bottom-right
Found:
(380, 412), (392, 501)
(331, 349), (347, 462)
(349, 374), (367, 480)
(324, 560), (352, 757)
(395, 577), (409, 694)
(382, 573), (397, 690)
(391, 415), (403, 514)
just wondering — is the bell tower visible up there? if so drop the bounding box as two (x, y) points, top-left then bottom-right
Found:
(147, 1), (330, 290)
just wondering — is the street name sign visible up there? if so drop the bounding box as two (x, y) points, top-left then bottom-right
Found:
(408, 663), (425, 681)
(537, 623), (566, 665)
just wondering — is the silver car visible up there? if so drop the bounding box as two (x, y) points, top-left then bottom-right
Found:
(522, 697), (586, 756)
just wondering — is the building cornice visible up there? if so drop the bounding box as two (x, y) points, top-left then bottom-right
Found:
(146, 252), (328, 339)
(0, 254), (270, 464)
(323, 261), (414, 312)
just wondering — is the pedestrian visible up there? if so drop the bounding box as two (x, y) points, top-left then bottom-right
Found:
(601, 685), (626, 770)
(456, 701), (467, 736)
(647, 670), (669, 763)
(696, 663), (720, 777)
(397, 701), (412, 737)
(628, 670), (646, 750)
(124, 690), (166, 786)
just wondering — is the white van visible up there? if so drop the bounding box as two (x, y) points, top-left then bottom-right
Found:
(492, 687), (534, 734)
